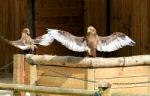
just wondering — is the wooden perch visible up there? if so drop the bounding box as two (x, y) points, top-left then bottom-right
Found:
(25, 54), (150, 68)
(0, 83), (97, 96)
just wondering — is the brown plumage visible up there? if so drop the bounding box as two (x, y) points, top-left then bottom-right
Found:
(86, 26), (99, 57)
(0, 28), (37, 54)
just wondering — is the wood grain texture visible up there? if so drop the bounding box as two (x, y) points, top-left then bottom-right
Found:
(0, 0), (28, 72)
(25, 54), (150, 68)
(35, 0), (84, 56)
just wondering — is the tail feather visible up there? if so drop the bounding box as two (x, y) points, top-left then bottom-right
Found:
(90, 48), (96, 57)
(0, 35), (10, 43)
(129, 41), (136, 46)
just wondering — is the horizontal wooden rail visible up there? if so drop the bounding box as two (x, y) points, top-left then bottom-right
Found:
(0, 83), (98, 96)
(25, 54), (150, 68)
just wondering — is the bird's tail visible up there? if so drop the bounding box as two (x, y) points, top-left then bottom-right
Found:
(0, 35), (11, 44)
(125, 36), (136, 46)
(90, 48), (97, 57)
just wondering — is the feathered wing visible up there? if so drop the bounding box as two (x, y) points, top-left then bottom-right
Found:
(0, 35), (31, 50)
(47, 29), (88, 52)
(34, 33), (54, 46)
(97, 32), (135, 52)
(10, 40), (32, 50)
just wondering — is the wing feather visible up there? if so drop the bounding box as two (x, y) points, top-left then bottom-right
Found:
(97, 32), (135, 52)
(34, 33), (54, 46)
(47, 29), (87, 52)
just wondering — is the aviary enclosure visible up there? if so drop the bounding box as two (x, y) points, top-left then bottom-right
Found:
(0, 0), (150, 96)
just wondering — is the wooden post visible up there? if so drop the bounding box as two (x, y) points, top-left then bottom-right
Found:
(25, 57), (37, 96)
(13, 54), (25, 96)
(98, 83), (111, 96)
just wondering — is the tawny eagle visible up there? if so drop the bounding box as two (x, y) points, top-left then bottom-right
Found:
(0, 28), (37, 54)
(34, 26), (135, 57)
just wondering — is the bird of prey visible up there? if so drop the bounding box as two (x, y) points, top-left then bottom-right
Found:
(35, 26), (135, 57)
(0, 28), (37, 54)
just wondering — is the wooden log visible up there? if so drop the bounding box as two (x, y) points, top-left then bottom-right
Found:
(25, 54), (150, 68)
(0, 83), (98, 96)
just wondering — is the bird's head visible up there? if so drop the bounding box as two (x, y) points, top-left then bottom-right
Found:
(22, 28), (30, 35)
(87, 26), (96, 34)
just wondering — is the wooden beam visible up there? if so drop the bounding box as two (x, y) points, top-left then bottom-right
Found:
(0, 83), (98, 96)
(25, 54), (150, 68)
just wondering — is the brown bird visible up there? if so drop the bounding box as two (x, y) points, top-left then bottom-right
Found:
(35, 26), (135, 57)
(86, 26), (99, 57)
(0, 28), (37, 54)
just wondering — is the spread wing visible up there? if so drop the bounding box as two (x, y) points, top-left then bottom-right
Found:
(47, 29), (87, 52)
(0, 35), (31, 50)
(34, 33), (54, 46)
(10, 40), (31, 50)
(97, 32), (135, 52)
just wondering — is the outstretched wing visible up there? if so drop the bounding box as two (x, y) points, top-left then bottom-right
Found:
(97, 32), (135, 52)
(47, 29), (87, 52)
(34, 33), (54, 46)
(0, 35), (31, 50)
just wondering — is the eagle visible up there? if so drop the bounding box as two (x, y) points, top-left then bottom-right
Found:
(34, 26), (135, 57)
(0, 28), (37, 54)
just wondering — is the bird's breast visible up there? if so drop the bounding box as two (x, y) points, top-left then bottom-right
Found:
(86, 34), (98, 48)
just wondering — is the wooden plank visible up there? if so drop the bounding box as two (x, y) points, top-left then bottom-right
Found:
(37, 66), (86, 77)
(20, 0), (28, 29)
(37, 66), (86, 89)
(147, 0), (150, 95)
(148, 0), (150, 54)
(100, 0), (107, 36)
(86, 69), (95, 90)
(35, 0), (84, 56)
(95, 66), (148, 95)
(8, 0), (16, 73)
(125, 0), (133, 56)
(95, 66), (148, 78)
(96, 76), (148, 86)
(140, 0), (148, 54)
(37, 76), (86, 89)
(112, 87), (148, 95)
(14, 0), (21, 38)
(131, 0), (141, 55)
(35, 0), (83, 18)
(36, 7), (83, 18)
